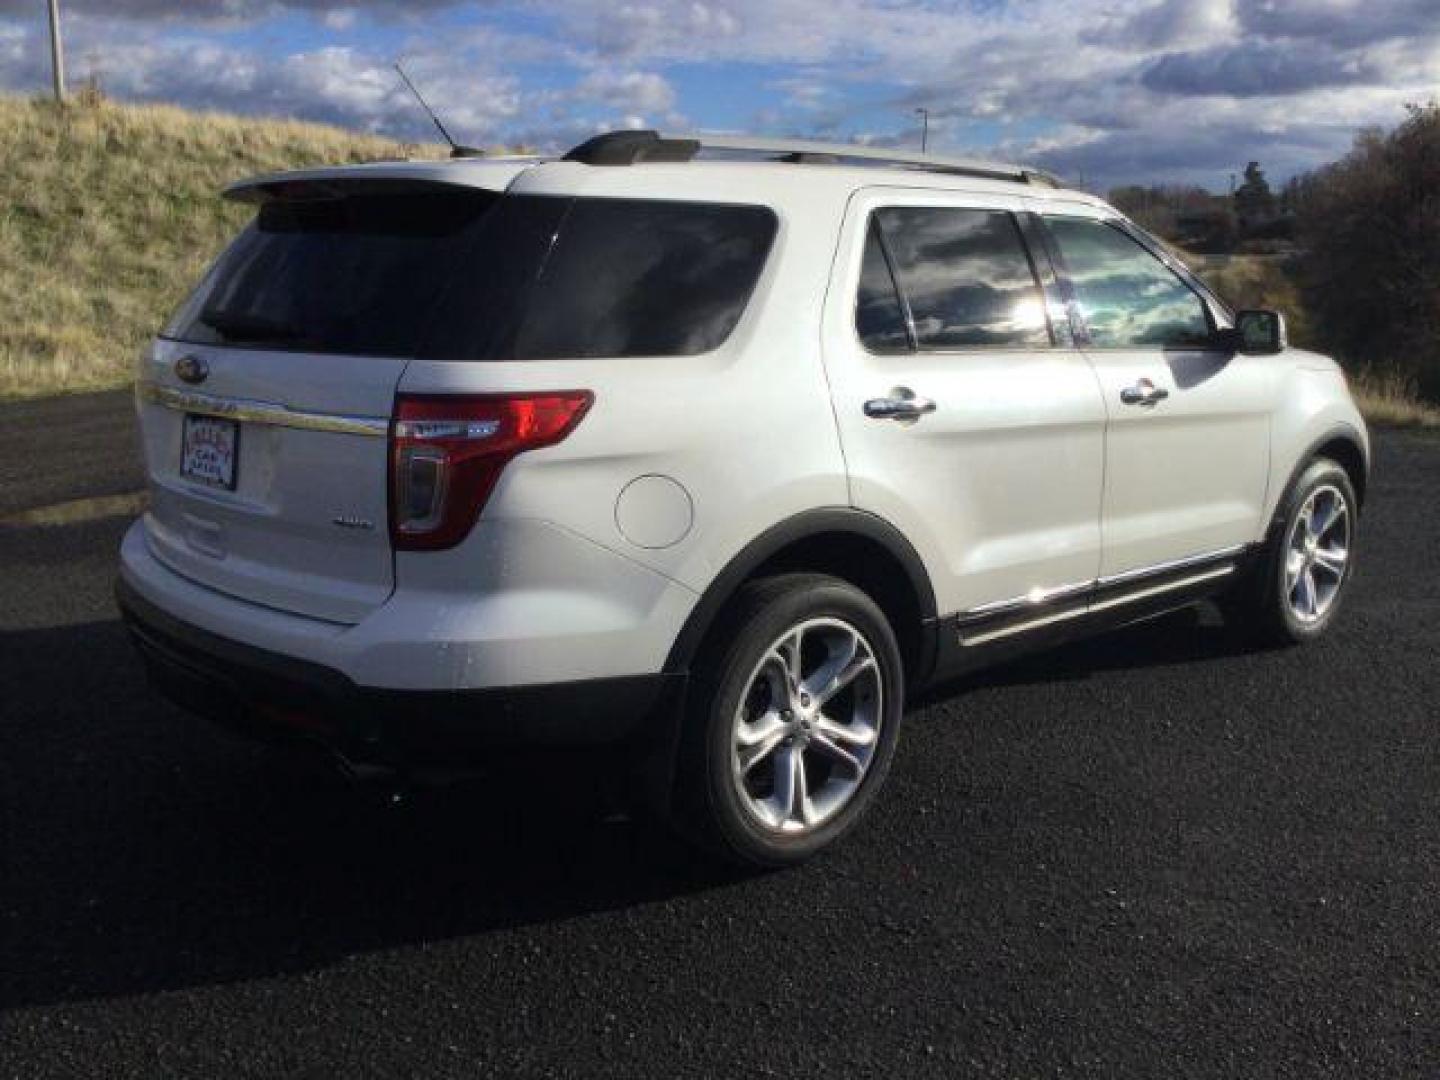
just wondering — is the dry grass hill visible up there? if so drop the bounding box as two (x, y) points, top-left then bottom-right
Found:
(0, 94), (423, 398)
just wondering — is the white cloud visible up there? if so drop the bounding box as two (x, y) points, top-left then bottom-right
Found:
(1, 0), (1436, 186)
(572, 69), (676, 115)
(0, 21), (521, 140)
(572, 1), (744, 60)
(1083, 0), (1236, 50)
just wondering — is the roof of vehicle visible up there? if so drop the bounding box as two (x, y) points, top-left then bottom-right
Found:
(223, 130), (1110, 212)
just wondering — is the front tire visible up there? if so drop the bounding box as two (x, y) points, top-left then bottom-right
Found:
(1230, 458), (1358, 646)
(673, 573), (905, 867)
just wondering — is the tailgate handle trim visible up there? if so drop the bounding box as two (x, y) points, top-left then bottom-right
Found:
(138, 382), (388, 438)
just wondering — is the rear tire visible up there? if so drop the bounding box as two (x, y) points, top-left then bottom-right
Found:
(671, 573), (905, 868)
(1226, 458), (1358, 647)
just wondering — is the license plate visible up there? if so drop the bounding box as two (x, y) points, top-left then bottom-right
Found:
(181, 414), (239, 490)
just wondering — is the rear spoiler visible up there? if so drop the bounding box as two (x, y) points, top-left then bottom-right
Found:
(223, 158), (545, 205)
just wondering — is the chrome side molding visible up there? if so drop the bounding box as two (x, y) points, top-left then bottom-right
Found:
(1096, 544), (1246, 588)
(1088, 565), (1234, 616)
(959, 599), (1093, 647)
(957, 544), (1247, 647)
(137, 382), (389, 438)
(960, 578), (1092, 620)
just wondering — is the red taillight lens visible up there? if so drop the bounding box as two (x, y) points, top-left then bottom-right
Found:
(389, 391), (593, 551)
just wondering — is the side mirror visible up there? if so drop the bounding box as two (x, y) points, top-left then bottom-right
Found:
(1232, 309), (1287, 355)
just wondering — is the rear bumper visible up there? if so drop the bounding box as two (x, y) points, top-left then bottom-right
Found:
(119, 513), (699, 691)
(117, 578), (685, 764)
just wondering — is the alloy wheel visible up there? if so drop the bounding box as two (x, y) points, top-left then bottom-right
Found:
(1284, 483), (1351, 623)
(729, 617), (883, 834)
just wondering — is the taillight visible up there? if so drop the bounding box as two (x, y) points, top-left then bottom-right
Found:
(389, 392), (593, 551)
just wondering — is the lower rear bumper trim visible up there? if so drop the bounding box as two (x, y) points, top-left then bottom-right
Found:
(116, 578), (684, 764)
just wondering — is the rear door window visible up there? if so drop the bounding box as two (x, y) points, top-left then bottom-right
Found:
(870, 207), (1052, 350)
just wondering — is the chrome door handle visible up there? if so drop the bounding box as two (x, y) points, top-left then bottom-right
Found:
(1120, 379), (1170, 407)
(864, 387), (937, 421)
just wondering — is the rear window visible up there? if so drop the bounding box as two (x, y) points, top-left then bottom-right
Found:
(164, 186), (497, 357)
(164, 190), (777, 361)
(419, 196), (778, 361)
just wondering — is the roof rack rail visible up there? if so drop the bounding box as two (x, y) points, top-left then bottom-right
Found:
(564, 130), (699, 165)
(561, 129), (1060, 187)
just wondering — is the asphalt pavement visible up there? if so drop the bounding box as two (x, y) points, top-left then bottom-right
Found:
(2, 391), (1439, 1078)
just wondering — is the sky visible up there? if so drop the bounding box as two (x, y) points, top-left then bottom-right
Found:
(1, 0), (1436, 191)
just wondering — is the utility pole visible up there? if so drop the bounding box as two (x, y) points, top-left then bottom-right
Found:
(914, 107), (929, 153)
(46, 0), (66, 103)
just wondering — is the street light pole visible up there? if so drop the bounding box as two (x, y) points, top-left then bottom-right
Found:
(46, 0), (66, 103)
(914, 107), (929, 153)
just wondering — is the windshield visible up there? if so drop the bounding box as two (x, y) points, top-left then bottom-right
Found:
(164, 190), (778, 362)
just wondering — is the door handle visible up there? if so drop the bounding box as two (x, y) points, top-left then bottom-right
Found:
(1120, 378), (1170, 407)
(864, 387), (937, 422)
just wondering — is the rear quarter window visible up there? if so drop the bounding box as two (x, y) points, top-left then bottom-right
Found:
(420, 196), (778, 361)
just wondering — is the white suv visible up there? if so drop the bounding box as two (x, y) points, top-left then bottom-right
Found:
(118, 131), (1369, 866)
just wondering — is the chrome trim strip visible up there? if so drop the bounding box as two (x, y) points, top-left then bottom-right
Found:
(960, 603), (1090, 647)
(1089, 565), (1235, 615)
(959, 563), (1237, 647)
(960, 578), (1093, 621)
(138, 382), (389, 438)
(958, 545), (1245, 624)
(1096, 544), (1246, 588)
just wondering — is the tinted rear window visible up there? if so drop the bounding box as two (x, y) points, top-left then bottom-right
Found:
(164, 187), (497, 357)
(166, 191), (776, 361)
(419, 196), (778, 361)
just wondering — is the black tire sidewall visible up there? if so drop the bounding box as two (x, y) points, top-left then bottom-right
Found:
(689, 574), (904, 867)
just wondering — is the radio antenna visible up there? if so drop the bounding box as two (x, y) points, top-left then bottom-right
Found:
(394, 62), (482, 158)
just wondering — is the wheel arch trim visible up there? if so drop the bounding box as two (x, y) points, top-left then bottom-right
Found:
(1268, 422), (1369, 537)
(663, 507), (939, 679)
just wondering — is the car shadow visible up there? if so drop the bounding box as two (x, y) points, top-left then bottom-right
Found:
(0, 602), (1256, 1011)
(0, 618), (744, 1012)
(1165, 347), (1233, 390)
(916, 602), (1259, 705)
